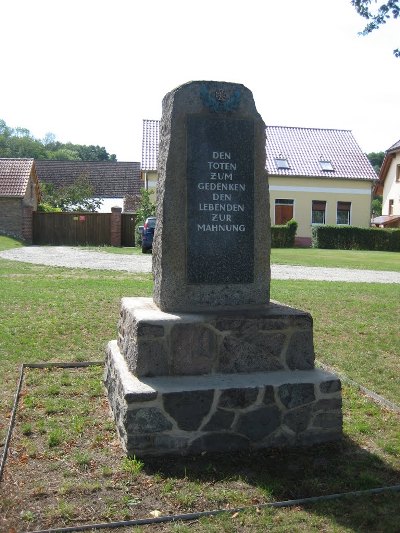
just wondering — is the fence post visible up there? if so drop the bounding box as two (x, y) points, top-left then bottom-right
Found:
(22, 205), (33, 244)
(111, 207), (122, 247)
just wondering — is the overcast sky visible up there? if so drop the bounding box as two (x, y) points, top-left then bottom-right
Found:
(1, 0), (399, 162)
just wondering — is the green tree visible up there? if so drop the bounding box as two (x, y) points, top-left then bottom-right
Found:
(0, 119), (117, 161)
(48, 148), (80, 160)
(135, 189), (156, 246)
(0, 119), (12, 136)
(135, 189), (156, 225)
(7, 135), (47, 159)
(39, 175), (101, 212)
(352, 0), (400, 56)
(367, 151), (385, 174)
(371, 195), (383, 217)
(76, 144), (116, 161)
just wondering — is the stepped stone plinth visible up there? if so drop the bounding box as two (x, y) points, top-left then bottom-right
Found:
(104, 81), (342, 456)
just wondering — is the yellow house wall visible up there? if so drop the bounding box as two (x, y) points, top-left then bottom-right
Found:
(269, 176), (373, 239)
(142, 170), (158, 201)
(382, 152), (400, 216)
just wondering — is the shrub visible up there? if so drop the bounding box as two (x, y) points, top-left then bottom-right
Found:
(37, 202), (62, 213)
(135, 188), (156, 247)
(312, 225), (400, 252)
(271, 219), (298, 248)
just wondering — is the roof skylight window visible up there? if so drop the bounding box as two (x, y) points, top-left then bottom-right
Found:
(274, 156), (289, 170)
(319, 159), (334, 171)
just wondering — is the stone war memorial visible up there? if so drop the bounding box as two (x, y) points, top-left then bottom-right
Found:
(104, 81), (343, 456)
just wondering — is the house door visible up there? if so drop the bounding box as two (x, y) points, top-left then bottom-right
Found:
(275, 199), (294, 224)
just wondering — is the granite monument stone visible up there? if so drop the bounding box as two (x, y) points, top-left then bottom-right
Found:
(104, 81), (343, 457)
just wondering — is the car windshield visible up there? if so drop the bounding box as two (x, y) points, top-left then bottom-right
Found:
(147, 218), (156, 229)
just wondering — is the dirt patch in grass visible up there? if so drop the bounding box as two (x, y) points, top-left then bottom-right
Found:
(1, 366), (399, 532)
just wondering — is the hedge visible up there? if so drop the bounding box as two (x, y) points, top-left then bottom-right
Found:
(311, 225), (400, 252)
(271, 219), (298, 248)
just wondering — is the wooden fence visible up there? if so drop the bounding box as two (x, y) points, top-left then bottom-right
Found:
(33, 211), (136, 247)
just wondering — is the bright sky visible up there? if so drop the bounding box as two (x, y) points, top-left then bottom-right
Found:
(1, 0), (399, 162)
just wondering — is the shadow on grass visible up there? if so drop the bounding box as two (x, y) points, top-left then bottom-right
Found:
(142, 436), (400, 532)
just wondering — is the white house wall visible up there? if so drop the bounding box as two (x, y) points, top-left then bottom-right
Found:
(382, 152), (400, 216)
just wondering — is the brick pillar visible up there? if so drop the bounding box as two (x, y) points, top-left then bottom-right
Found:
(22, 205), (33, 244)
(111, 207), (122, 247)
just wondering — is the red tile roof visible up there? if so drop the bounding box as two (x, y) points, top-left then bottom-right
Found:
(0, 158), (35, 197)
(35, 160), (141, 198)
(141, 119), (159, 171)
(141, 121), (377, 182)
(265, 126), (377, 181)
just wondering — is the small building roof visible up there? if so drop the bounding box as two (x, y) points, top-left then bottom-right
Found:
(0, 158), (36, 197)
(386, 139), (400, 153)
(371, 215), (400, 227)
(265, 126), (377, 181)
(141, 119), (159, 171)
(375, 138), (400, 194)
(35, 160), (141, 198)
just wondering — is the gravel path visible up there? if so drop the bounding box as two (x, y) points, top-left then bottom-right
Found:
(1, 246), (399, 283)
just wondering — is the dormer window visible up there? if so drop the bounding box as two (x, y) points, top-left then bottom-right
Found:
(319, 159), (334, 171)
(274, 156), (289, 170)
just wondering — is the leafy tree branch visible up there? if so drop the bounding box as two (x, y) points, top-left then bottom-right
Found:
(39, 176), (102, 212)
(352, 0), (400, 56)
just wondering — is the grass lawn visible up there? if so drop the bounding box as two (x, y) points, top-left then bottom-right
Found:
(271, 248), (400, 272)
(0, 237), (399, 531)
(0, 235), (24, 250)
(271, 281), (400, 404)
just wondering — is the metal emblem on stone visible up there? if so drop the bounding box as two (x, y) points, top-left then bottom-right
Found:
(200, 84), (241, 113)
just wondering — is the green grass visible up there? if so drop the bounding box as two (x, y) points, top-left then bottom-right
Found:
(270, 281), (400, 404)
(1, 236), (399, 532)
(0, 235), (24, 251)
(85, 245), (142, 255)
(4, 366), (399, 532)
(271, 248), (400, 272)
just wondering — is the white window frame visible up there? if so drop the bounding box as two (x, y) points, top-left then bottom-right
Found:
(336, 201), (351, 225)
(311, 200), (326, 225)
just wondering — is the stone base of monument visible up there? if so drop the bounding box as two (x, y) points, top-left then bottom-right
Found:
(104, 298), (342, 457)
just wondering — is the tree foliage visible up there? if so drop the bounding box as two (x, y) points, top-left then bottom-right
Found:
(371, 195), (383, 217)
(367, 151), (385, 173)
(135, 188), (156, 225)
(352, 0), (400, 56)
(366, 152), (384, 217)
(0, 119), (117, 161)
(39, 176), (102, 212)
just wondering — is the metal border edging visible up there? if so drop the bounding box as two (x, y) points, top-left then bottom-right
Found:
(23, 484), (400, 533)
(0, 361), (103, 483)
(0, 364), (25, 482)
(318, 361), (400, 413)
(1, 361), (400, 533)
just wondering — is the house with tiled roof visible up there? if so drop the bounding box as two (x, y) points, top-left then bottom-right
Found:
(141, 119), (159, 198)
(35, 160), (142, 212)
(266, 126), (377, 243)
(373, 138), (400, 228)
(0, 158), (40, 241)
(141, 121), (377, 244)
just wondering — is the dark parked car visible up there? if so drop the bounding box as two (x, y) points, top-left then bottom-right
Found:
(141, 216), (156, 253)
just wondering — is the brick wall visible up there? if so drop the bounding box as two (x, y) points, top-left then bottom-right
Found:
(0, 198), (23, 239)
(0, 174), (38, 242)
(110, 206), (122, 247)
